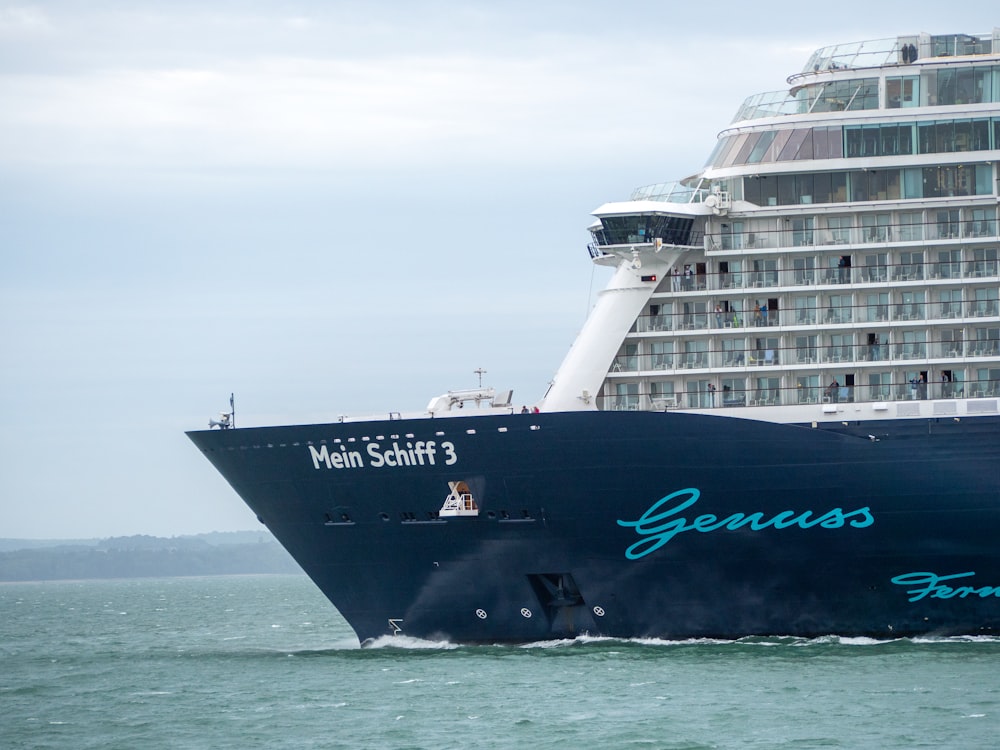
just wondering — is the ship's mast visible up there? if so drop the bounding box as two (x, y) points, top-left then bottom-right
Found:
(542, 249), (674, 412)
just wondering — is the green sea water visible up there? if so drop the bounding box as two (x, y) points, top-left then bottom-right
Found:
(2, 574), (997, 749)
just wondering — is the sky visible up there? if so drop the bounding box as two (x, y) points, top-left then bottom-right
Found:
(0, 2), (991, 539)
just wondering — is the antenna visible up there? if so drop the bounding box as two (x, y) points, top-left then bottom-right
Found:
(209, 393), (236, 430)
(474, 368), (487, 388)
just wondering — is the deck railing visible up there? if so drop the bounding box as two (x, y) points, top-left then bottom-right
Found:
(601, 378), (999, 412)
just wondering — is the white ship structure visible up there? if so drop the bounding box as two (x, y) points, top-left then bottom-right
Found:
(544, 30), (1000, 422)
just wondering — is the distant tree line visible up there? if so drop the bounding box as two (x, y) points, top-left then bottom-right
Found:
(0, 534), (303, 581)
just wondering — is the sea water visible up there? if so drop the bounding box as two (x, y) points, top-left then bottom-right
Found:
(1, 575), (997, 749)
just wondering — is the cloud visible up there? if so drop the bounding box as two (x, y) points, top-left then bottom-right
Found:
(0, 5), (52, 34)
(2, 3), (776, 179)
(0, 53), (663, 171)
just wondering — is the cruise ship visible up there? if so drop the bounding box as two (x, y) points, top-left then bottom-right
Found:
(189, 31), (1000, 644)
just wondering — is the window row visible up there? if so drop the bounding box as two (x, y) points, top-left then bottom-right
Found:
(725, 60), (1000, 131)
(711, 208), (997, 251)
(655, 249), (999, 295)
(614, 326), (1000, 373)
(738, 164), (992, 208)
(710, 115), (1000, 169)
(603, 366), (1000, 410)
(636, 286), (1000, 334)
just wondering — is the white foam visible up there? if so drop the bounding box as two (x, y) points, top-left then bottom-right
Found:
(362, 634), (459, 650)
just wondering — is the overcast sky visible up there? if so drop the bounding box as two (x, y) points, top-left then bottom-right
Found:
(0, 2), (989, 538)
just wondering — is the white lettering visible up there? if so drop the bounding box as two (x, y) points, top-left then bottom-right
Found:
(310, 439), (457, 470)
(367, 442), (385, 467)
(309, 445), (332, 469)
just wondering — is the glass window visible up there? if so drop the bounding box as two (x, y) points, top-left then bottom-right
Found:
(975, 163), (993, 195)
(721, 338), (747, 366)
(845, 126), (863, 158)
(777, 129), (808, 161)
(734, 132), (762, 165)
(849, 171), (870, 202)
(970, 119), (990, 150)
(861, 126), (879, 157)
(751, 337), (779, 365)
(721, 133), (751, 168)
(903, 167), (923, 198)
(812, 171), (832, 204)
(795, 335), (818, 365)
(899, 290), (926, 320)
(649, 380), (675, 402)
(923, 166), (973, 198)
(765, 129), (793, 162)
(720, 378), (746, 406)
(898, 123), (914, 154)
(938, 289), (962, 319)
(598, 214), (694, 246)
(754, 377), (781, 405)
(864, 255), (888, 284)
(917, 122), (935, 154)
(866, 372), (892, 401)
(861, 214), (892, 242)
(935, 120), (956, 152)
(793, 296), (817, 324)
(685, 379), (713, 408)
(776, 175), (796, 205)
(796, 375), (820, 404)
(648, 341), (674, 370)
(955, 68), (981, 104)
(886, 76), (918, 108)
(706, 135), (735, 168)
(850, 78), (880, 110)
(937, 249), (961, 279)
(899, 331), (927, 359)
(969, 210), (996, 238)
(830, 172), (848, 203)
(936, 69), (959, 106)
(936, 209), (960, 239)
(974, 288), (999, 317)
(827, 333), (853, 362)
(791, 217), (814, 246)
(827, 294), (853, 323)
(614, 382), (639, 410)
(792, 129), (814, 160)
(898, 251), (925, 280)
(813, 126), (841, 159)
(898, 212), (924, 242)
(973, 368), (1000, 398)
(864, 291), (889, 322)
(954, 120), (973, 151)
(747, 131), (775, 163)
(879, 124), (900, 155)
(940, 327), (964, 358)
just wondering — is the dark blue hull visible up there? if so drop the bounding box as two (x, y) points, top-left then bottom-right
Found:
(187, 411), (1000, 643)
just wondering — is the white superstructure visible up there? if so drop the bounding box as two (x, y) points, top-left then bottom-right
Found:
(544, 31), (1000, 425)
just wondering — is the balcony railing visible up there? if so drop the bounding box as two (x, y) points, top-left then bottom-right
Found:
(599, 379), (999, 412)
(705, 218), (998, 254)
(632, 295), (998, 333)
(647, 260), (998, 294)
(610, 338), (1000, 375)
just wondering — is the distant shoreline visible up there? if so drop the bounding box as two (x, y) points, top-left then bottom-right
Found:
(0, 572), (304, 585)
(0, 532), (302, 581)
